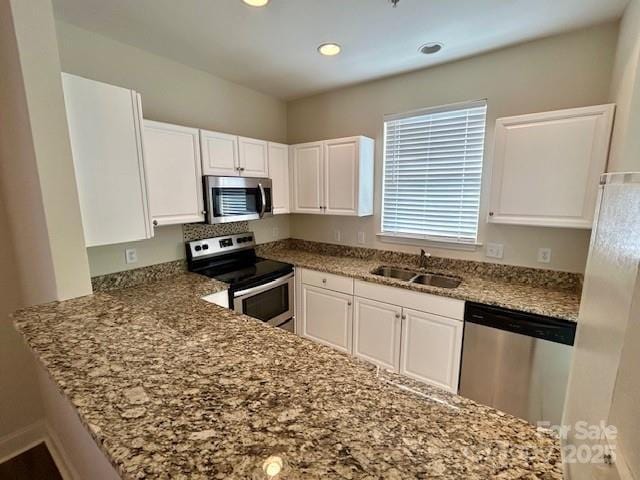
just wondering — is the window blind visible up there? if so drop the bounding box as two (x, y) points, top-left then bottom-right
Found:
(382, 100), (487, 245)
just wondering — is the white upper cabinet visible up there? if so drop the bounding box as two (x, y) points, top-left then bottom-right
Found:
(268, 142), (290, 214)
(200, 130), (239, 176)
(291, 136), (374, 216)
(238, 136), (269, 177)
(143, 120), (204, 226)
(291, 142), (324, 214)
(62, 73), (153, 247)
(200, 131), (270, 177)
(489, 104), (615, 228)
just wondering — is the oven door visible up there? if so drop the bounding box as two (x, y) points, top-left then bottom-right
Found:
(233, 272), (294, 328)
(205, 176), (273, 224)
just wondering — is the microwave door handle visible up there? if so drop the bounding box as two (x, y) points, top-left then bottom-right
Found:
(258, 183), (267, 219)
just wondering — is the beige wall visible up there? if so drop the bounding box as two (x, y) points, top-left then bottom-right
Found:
(0, 0), (90, 449)
(6, 2), (92, 302)
(287, 23), (619, 273)
(606, 2), (640, 478)
(87, 215), (291, 277)
(609, 0), (640, 173)
(55, 20), (291, 277)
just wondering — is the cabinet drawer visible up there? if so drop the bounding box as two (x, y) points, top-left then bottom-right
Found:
(300, 269), (354, 295)
(354, 280), (464, 321)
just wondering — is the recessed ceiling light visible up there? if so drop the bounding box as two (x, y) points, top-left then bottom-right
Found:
(318, 43), (342, 56)
(419, 43), (443, 55)
(242, 0), (269, 6)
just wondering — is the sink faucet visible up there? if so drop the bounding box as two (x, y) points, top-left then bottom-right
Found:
(418, 249), (431, 269)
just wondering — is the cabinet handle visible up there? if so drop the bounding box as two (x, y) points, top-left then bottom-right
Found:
(201, 210), (207, 215)
(152, 220), (158, 227)
(347, 301), (352, 306)
(322, 278), (327, 284)
(240, 167), (245, 172)
(401, 314), (406, 320)
(395, 313), (400, 319)
(489, 211), (494, 217)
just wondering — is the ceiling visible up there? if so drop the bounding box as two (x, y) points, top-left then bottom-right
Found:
(52, 0), (628, 100)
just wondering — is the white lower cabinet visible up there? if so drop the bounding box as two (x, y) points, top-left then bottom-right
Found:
(400, 308), (463, 393)
(300, 284), (353, 354)
(296, 269), (464, 393)
(353, 297), (402, 371)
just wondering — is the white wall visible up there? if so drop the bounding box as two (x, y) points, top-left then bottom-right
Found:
(55, 20), (291, 277)
(287, 23), (619, 273)
(609, 0), (640, 173)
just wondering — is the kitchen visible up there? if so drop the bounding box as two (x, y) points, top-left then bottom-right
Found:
(0, 0), (639, 479)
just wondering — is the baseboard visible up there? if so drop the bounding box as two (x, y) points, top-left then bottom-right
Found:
(44, 422), (80, 480)
(0, 420), (46, 464)
(0, 420), (79, 480)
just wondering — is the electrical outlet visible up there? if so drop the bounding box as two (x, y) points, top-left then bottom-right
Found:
(333, 229), (342, 242)
(486, 243), (504, 259)
(272, 227), (279, 239)
(125, 248), (138, 264)
(537, 248), (552, 264)
(357, 231), (366, 244)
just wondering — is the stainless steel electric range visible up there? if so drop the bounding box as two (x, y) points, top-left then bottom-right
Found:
(186, 233), (294, 331)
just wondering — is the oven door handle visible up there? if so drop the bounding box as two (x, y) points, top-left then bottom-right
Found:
(258, 182), (267, 219)
(233, 272), (294, 298)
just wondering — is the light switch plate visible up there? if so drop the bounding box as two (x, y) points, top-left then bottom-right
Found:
(125, 248), (138, 264)
(486, 243), (504, 259)
(537, 248), (552, 264)
(357, 231), (366, 244)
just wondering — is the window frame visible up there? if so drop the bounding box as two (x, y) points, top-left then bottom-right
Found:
(378, 99), (488, 251)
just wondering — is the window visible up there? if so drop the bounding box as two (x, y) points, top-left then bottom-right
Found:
(381, 100), (487, 247)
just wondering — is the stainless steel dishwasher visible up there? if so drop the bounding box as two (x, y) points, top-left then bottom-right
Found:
(459, 302), (576, 426)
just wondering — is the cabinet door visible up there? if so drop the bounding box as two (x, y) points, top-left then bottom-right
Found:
(143, 121), (204, 226)
(400, 308), (463, 393)
(291, 142), (324, 214)
(62, 73), (152, 247)
(489, 104), (615, 228)
(200, 130), (239, 176)
(238, 136), (269, 177)
(268, 142), (290, 214)
(300, 284), (352, 354)
(324, 138), (359, 216)
(353, 297), (402, 371)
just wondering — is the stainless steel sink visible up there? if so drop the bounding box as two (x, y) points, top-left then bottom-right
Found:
(371, 266), (461, 289)
(411, 273), (462, 289)
(370, 266), (418, 282)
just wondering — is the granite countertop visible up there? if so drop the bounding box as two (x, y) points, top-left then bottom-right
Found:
(258, 247), (581, 322)
(14, 272), (563, 479)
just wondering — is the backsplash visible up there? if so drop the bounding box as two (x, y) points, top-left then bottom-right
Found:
(257, 239), (583, 292)
(183, 222), (249, 242)
(91, 259), (187, 292)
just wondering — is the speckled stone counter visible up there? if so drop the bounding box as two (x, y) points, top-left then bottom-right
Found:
(257, 242), (581, 322)
(14, 272), (563, 479)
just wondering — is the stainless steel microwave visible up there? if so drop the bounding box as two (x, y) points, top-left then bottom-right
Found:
(204, 176), (273, 224)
